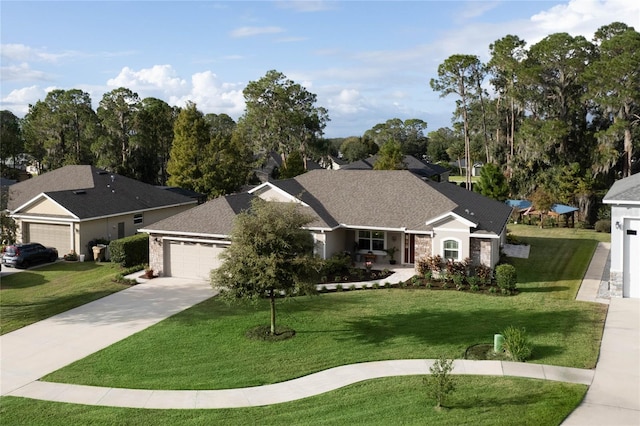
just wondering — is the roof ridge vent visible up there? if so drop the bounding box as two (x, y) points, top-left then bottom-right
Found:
(97, 171), (108, 175)
(73, 190), (86, 195)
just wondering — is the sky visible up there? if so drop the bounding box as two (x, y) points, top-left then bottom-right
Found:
(1, 1), (639, 138)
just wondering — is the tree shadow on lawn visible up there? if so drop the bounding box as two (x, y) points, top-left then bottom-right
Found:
(340, 306), (591, 354)
(0, 261), (107, 290)
(517, 285), (570, 293)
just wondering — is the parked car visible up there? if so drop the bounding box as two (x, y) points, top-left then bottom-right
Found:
(1, 243), (58, 269)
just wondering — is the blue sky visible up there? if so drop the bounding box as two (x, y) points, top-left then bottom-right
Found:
(1, 0), (638, 138)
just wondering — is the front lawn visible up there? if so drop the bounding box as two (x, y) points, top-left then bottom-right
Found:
(0, 376), (586, 426)
(44, 288), (605, 390)
(0, 262), (130, 334)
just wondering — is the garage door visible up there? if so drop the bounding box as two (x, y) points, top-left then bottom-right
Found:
(165, 241), (225, 280)
(24, 223), (70, 257)
(623, 219), (640, 298)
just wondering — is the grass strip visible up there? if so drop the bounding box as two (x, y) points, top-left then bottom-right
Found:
(0, 376), (586, 426)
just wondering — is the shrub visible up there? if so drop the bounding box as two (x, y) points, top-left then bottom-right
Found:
(335, 284), (343, 292)
(594, 219), (611, 233)
(321, 251), (352, 276)
(384, 282), (392, 288)
(452, 273), (465, 287)
(423, 269), (433, 281)
(63, 251), (78, 261)
(372, 282), (380, 289)
(502, 326), (532, 362)
(426, 255), (444, 272)
(416, 258), (430, 275)
(109, 234), (149, 267)
(424, 355), (456, 409)
(470, 284), (479, 292)
(475, 264), (492, 285)
(349, 284), (357, 291)
(495, 264), (517, 293)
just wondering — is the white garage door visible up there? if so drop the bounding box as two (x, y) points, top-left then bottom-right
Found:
(165, 241), (225, 280)
(623, 219), (640, 298)
(24, 223), (70, 257)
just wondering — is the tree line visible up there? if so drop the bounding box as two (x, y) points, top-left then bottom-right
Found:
(1, 22), (638, 219)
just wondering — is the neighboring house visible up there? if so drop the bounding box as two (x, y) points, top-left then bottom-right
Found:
(340, 155), (450, 182)
(254, 151), (324, 183)
(140, 170), (512, 280)
(603, 173), (640, 298)
(450, 159), (483, 177)
(6, 165), (197, 258)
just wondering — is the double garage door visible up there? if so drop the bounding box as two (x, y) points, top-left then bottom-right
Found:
(165, 241), (225, 281)
(23, 223), (70, 257)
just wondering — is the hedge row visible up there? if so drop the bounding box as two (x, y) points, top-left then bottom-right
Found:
(109, 233), (149, 267)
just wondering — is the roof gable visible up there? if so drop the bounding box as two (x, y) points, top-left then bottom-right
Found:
(8, 165), (196, 219)
(604, 173), (640, 204)
(14, 194), (77, 218)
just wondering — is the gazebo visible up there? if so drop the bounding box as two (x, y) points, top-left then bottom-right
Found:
(506, 200), (578, 228)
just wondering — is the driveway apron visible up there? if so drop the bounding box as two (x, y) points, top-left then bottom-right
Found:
(1, 277), (215, 395)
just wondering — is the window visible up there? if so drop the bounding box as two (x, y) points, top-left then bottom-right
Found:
(358, 230), (385, 251)
(443, 239), (460, 260)
(133, 213), (143, 225)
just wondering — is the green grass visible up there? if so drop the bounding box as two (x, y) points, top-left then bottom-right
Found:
(0, 376), (587, 426)
(507, 225), (610, 300)
(43, 287), (605, 389)
(3, 226), (607, 424)
(0, 262), (130, 334)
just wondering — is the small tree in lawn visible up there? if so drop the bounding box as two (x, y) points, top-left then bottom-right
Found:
(424, 355), (456, 410)
(212, 198), (320, 336)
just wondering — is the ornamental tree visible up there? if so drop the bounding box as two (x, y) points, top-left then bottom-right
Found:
(211, 198), (321, 336)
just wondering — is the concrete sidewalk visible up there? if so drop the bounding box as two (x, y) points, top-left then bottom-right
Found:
(7, 359), (594, 409)
(0, 277), (215, 396)
(562, 297), (640, 425)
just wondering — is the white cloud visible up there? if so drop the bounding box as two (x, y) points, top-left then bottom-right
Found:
(0, 43), (77, 63)
(529, 0), (639, 41)
(0, 86), (47, 114)
(0, 62), (51, 82)
(170, 71), (246, 118)
(107, 65), (187, 93)
(230, 26), (285, 38)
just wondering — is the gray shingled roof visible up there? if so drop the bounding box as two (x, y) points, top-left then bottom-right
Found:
(274, 170), (457, 232)
(427, 181), (512, 235)
(143, 169), (512, 238)
(142, 193), (254, 236)
(603, 173), (640, 203)
(8, 165), (196, 218)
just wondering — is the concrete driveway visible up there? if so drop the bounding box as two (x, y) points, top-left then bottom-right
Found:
(0, 277), (216, 395)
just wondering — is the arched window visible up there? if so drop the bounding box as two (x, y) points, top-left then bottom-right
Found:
(443, 239), (460, 261)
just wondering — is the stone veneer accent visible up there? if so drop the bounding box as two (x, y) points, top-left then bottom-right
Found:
(148, 234), (164, 276)
(609, 270), (623, 298)
(414, 234), (432, 271)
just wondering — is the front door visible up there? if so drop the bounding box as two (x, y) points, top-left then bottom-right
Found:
(404, 234), (415, 264)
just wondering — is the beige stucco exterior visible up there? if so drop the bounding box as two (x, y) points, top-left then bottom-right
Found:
(13, 199), (194, 258)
